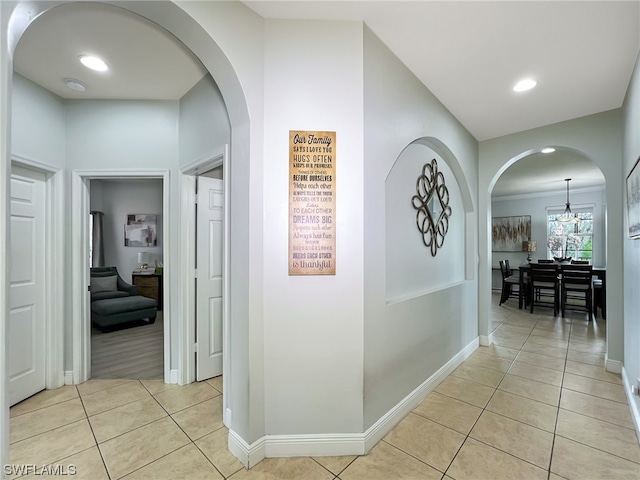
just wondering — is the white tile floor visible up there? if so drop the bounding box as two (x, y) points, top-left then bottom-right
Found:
(8, 294), (640, 479)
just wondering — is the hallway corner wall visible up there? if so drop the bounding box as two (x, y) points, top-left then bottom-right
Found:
(261, 18), (366, 436)
(622, 49), (640, 435)
(362, 26), (480, 430)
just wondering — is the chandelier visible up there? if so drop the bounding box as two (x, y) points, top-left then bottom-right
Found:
(558, 178), (581, 223)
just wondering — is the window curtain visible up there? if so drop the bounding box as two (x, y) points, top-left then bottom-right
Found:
(90, 211), (106, 267)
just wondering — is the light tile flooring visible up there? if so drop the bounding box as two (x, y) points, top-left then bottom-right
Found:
(8, 294), (640, 479)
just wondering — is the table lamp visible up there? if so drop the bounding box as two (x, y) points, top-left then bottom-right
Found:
(137, 251), (151, 269)
(522, 240), (536, 263)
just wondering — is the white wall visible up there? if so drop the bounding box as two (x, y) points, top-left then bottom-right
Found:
(363, 27), (479, 429)
(492, 187), (607, 270)
(179, 74), (230, 166)
(90, 179), (163, 279)
(262, 19), (365, 435)
(623, 50), (640, 435)
(479, 110), (624, 366)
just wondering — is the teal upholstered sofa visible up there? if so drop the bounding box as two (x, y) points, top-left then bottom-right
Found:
(90, 266), (137, 301)
(90, 267), (157, 331)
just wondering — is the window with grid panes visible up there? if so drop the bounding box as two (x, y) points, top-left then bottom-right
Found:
(546, 206), (593, 261)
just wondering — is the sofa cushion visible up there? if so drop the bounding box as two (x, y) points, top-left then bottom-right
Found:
(92, 295), (157, 316)
(91, 275), (117, 293)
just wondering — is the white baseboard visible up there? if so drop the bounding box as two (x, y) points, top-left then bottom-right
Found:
(227, 337), (479, 467)
(605, 355), (622, 374)
(363, 336), (478, 451)
(228, 428), (265, 469)
(479, 334), (492, 346)
(622, 366), (640, 443)
(170, 369), (179, 384)
(224, 408), (232, 428)
(64, 371), (74, 385)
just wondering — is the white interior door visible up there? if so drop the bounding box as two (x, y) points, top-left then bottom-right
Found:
(9, 166), (46, 406)
(196, 176), (224, 380)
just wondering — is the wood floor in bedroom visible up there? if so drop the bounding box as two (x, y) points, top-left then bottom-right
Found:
(91, 312), (163, 380)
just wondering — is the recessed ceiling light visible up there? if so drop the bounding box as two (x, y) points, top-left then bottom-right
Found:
(541, 147), (556, 154)
(79, 55), (108, 72)
(65, 78), (86, 92)
(513, 78), (537, 92)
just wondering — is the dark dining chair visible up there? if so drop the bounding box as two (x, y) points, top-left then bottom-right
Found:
(498, 260), (520, 306)
(529, 263), (560, 315)
(570, 260), (589, 265)
(560, 263), (593, 319)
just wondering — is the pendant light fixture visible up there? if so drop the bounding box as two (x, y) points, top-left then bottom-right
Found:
(558, 178), (580, 223)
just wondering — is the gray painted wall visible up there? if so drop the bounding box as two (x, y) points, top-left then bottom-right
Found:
(492, 187), (607, 269)
(90, 179), (164, 279)
(363, 26), (479, 429)
(623, 50), (640, 433)
(65, 99), (179, 170)
(11, 74), (65, 169)
(11, 71), (229, 376)
(179, 74), (230, 166)
(479, 111), (624, 366)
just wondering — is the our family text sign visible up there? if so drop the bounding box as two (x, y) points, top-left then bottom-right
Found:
(289, 130), (336, 275)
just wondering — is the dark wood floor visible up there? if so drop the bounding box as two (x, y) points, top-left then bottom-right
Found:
(91, 313), (163, 379)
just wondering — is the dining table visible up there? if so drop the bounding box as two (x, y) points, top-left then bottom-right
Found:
(517, 262), (606, 317)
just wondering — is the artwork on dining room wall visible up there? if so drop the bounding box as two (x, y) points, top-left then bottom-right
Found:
(626, 155), (640, 239)
(124, 214), (157, 247)
(492, 215), (531, 252)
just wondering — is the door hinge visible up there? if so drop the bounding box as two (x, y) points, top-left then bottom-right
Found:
(194, 268), (198, 279)
(194, 343), (198, 352)
(194, 193), (198, 204)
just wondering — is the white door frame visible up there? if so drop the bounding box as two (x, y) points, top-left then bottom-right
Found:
(71, 169), (171, 384)
(180, 146), (230, 423)
(11, 155), (64, 390)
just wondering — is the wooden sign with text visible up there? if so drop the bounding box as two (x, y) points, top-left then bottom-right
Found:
(289, 130), (336, 275)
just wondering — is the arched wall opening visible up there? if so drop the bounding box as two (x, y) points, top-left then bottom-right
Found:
(477, 110), (624, 363)
(489, 146), (607, 264)
(1, 0), (258, 465)
(485, 145), (611, 352)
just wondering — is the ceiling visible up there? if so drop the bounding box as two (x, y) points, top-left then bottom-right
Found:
(13, 3), (207, 100)
(491, 151), (605, 198)
(11, 1), (640, 195)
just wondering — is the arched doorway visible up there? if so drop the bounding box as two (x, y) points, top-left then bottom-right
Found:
(1, 0), (254, 467)
(486, 146), (609, 351)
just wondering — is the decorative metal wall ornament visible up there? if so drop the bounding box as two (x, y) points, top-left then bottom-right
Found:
(411, 159), (452, 256)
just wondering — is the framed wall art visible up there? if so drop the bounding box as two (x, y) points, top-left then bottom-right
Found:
(492, 215), (531, 252)
(627, 156), (640, 239)
(124, 214), (157, 247)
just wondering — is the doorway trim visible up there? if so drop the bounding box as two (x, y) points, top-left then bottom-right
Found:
(11, 154), (64, 390)
(71, 169), (171, 384)
(180, 146), (230, 423)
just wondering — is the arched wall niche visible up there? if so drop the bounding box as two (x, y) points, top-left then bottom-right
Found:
(391, 137), (475, 212)
(385, 137), (475, 303)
